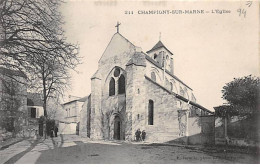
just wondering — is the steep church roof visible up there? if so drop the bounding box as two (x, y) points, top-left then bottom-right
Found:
(146, 40), (173, 55)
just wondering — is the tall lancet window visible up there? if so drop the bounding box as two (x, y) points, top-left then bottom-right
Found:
(148, 100), (154, 125)
(170, 82), (173, 91)
(109, 78), (115, 96)
(118, 75), (125, 94)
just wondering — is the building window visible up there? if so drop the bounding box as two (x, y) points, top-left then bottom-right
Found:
(171, 81), (178, 93)
(191, 93), (196, 102)
(170, 82), (173, 91)
(151, 72), (156, 82)
(118, 75), (125, 94)
(109, 78), (115, 96)
(154, 53), (158, 59)
(148, 100), (154, 125)
(67, 108), (71, 117)
(180, 87), (184, 97)
(114, 67), (120, 77)
(31, 108), (36, 118)
(184, 87), (189, 99)
(165, 78), (171, 90)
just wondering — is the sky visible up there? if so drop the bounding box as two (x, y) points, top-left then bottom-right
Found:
(60, 0), (259, 111)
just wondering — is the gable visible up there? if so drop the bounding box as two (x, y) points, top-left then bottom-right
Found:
(98, 33), (136, 66)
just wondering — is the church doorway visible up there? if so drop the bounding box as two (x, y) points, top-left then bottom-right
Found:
(113, 116), (121, 140)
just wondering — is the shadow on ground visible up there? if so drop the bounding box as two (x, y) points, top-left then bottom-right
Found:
(4, 139), (39, 164)
(32, 141), (259, 164)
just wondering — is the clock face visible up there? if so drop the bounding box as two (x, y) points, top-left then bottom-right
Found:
(114, 67), (120, 77)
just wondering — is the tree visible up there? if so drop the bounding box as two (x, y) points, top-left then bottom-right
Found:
(215, 75), (260, 117)
(0, 68), (27, 134)
(0, 0), (80, 117)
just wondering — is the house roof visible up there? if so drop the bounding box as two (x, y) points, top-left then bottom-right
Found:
(27, 93), (43, 107)
(146, 40), (173, 55)
(0, 67), (26, 78)
(78, 96), (88, 102)
(63, 96), (88, 105)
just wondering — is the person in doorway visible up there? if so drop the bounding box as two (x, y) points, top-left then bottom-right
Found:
(54, 126), (58, 137)
(141, 130), (146, 141)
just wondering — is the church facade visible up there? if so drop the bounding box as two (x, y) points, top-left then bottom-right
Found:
(80, 30), (214, 144)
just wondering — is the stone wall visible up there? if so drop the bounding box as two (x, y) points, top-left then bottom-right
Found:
(215, 115), (259, 147)
(101, 94), (126, 140)
(143, 76), (180, 143)
(142, 76), (215, 144)
(79, 95), (91, 137)
(89, 33), (138, 140)
(187, 116), (215, 145)
(126, 62), (146, 141)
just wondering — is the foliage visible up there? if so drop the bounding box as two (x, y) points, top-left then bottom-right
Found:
(0, 75), (24, 132)
(222, 75), (259, 108)
(0, 0), (81, 117)
(216, 75), (260, 117)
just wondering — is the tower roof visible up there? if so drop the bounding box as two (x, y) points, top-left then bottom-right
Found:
(146, 40), (173, 55)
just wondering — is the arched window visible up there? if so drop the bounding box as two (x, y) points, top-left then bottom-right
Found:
(118, 75), (125, 94)
(154, 53), (158, 59)
(171, 80), (178, 93)
(109, 78), (115, 96)
(148, 100), (154, 125)
(151, 72), (156, 82)
(165, 78), (171, 90)
(180, 87), (184, 97)
(170, 82), (173, 91)
(114, 67), (120, 77)
(184, 87), (189, 99)
(191, 93), (196, 102)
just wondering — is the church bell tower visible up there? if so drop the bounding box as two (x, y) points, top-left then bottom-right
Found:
(146, 38), (174, 74)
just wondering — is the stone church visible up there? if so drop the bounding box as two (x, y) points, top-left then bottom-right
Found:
(80, 26), (214, 144)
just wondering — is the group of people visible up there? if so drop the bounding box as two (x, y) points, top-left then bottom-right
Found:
(50, 126), (58, 138)
(135, 129), (146, 141)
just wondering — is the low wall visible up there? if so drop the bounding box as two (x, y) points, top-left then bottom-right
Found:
(16, 125), (38, 138)
(215, 116), (259, 147)
(188, 116), (215, 145)
(59, 122), (77, 135)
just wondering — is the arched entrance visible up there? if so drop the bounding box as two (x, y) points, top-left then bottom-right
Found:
(113, 116), (121, 140)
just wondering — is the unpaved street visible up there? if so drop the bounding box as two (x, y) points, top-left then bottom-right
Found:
(1, 135), (259, 164)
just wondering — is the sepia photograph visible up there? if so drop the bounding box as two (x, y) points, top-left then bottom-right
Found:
(0, 0), (259, 164)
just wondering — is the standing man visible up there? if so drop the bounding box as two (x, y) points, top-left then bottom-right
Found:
(135, 129), (141, 141)
(141, 130), (146, 141)
(137, 129), (141, 141)
(54, 125), (58, 137)
(50, 127), (54, 138)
